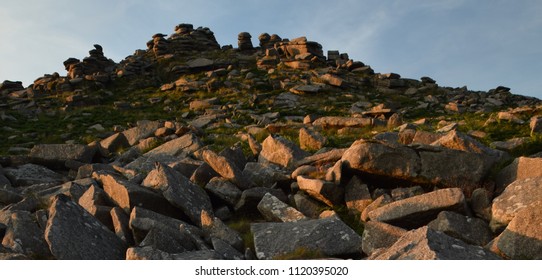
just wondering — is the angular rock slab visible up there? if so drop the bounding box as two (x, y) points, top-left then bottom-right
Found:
(369, 226), (500, 260)
(258, 135), (308, 170)
(141, 163), (213, 225)
(4, 164), (65, 187)
(367, 188), (466, 228)
(251, 215), (362, 259)
(489, 202), (542, 259)
(491, 177), (542, 231)
(428, 211), (493, 246)
(29, 144), (96, 167)
(2, 211), (52, 258)
(45, 195), (126, 259)
(495, 157), (542, 193)
(257, 192), (307, 222)
(361, 221), (407, 256)
(202, 149), (252, 189)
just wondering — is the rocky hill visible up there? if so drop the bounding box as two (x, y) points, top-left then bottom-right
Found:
(1, 23), (542, 260)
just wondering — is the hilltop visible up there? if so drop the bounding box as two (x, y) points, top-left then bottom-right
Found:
(1, 23), (542, 260)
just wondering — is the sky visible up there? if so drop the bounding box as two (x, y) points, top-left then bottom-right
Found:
(1, 0), (541, 98)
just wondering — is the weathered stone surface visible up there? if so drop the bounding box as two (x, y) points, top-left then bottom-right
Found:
(470, 188), (492, 221)
(125, 133), (203, 172)
(212, 238), (244, 260)
(93, 171), (175, 216)
(344, 176), (372, 215)
(342, 140), (421, 180)
(4, 164), (65, 187)
(45, 195), (126, 259)
(234, 187), (287, 212)
(530, 116), (542, 136)
(78, 185), (113, 230)
(428, 211), (493, 246)
(141, 163), (213, 225)
(297, 176), (343, 207)
(491, 177), (542, 231)
(204, 177), (242, 206)
(390, 186), (424, 201)
(495, 157), (542, 193)
(243, 162), (290, 188)
(200, 210), (243, 251)
(368, 188), (467, 228)
(489, 202), (542, 259)
(361, 194), (392, 222)
(121, 120), (162, 146)
(299, 127), (327, 151)
(138, 226), (192, 254)
(2, 211), (52, 258)
(259, 135), (309, 169)
(29, 144), (96, 167)
(312, 116), (373, 128)
(0, 187), (23, 205)
(257, 193), (307, 222)
(361, 221), (407, 256)
(293, 192), (325, 219)
(251, 215), (362, 259)
(369, 226), (500, 260)
(110, 207), (134, 245)
(202, 149), (252, 189)
(128, 207), (201, 245)
(99, 132), (129, 154)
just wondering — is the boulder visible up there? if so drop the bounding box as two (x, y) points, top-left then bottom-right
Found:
(29, 144), (96, 168)
(293, 193), (325, 219)
(342, 140), (421, 180)
(141, 163), (213, 225)
(121, 120), (162, 146)
(78, 185), (114, 230)
(251, 215), (362, 259)
(2, 211), (52, 258)
(428, 211), (493, 246)
(242, 162), (290, 188)
(299, 127), (327, 151)
(530, 116), (542, 136)
(312, 116), (373, 129)
(361, 221), (407, 256)
(297, 176), (343, 207)
(390, 186), (424, 201)
(489, 202), (542, 259)
(45, 195), (126, 259)
(495, 157), (542, 193)
(110, 207), (134, 245)
(491, 177), (542, 231)
(234, 187), (288, 212)
(137, 226), (192, 254)
(369, 226), (500, 260)
(257, 193), (307, 222)
(0, 187), (23, 205)
(202, 149), (252, 189)
(367, 188), (467, 228)
(200, 210), (244, 251)
(259, 135), (309, 169)
(4, 164), (65, 187)
(204, 177), (242, 206)
(93, 171), (176, 216)
(99, 133), (129, 154)
(361, 194), (392, 222)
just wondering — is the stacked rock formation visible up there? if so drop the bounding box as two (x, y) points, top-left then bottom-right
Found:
(237, 32), (254, 51)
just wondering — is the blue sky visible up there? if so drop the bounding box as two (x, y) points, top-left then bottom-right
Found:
(1, 0), (541, 98)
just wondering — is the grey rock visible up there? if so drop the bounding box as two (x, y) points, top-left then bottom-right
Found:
(200, 210), (244, 251)
(99, 133), (129, 155)
(121, 120), (162, 146)
(368, 188), (467, 229)
(361, 194), (392, 222)
(530, 116), (542, 136)
(257, 193), (307, 222)
(243, 162), (290, 188)
(251, 215), (362, 259)
(491, 177), (542, 231)
(45, 195), (126, 259)
(293, 192), (325, 219)
(202, 149), (252, 189)
(0, 187), (23, 205)
(489, 202), (542, 259)
(297, 176), (343, 207)
(110, 207), (134, 245)
(428, 211), (493, 246)
(296, 148), (347, 167)
(2, 210), (52, 258)
(141, 163), (213, 225)
(470, 188), (492, 221)
(369, 226), (500, 260)
(495, 157), (542, 193)
(234, 187), (288, 212)
(29, 144), (96, 168)
(312, 116), (372, 129)
(390, 186), (424, 201)
(4, 164), (65, 187)
(138, 226), (191, 254)
(190, 162), (219, 187)
(78, 185), (114, 230)
(361, 221), (407, 256)
(126, 246), (174, 260)
(93, 171), (176, 216)
(212, 238), (244, 260)
(204, 177), (242, 206)
(299, 127), (326, 151)
(259, 135), (309, 170)
(344, 176), (372, 215)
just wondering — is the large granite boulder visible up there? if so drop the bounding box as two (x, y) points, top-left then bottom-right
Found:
(251, 215), (362, 259)
(45, 195), (126, 259)
(259, 135), (309, 170)
(369, 226), (500, 260)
